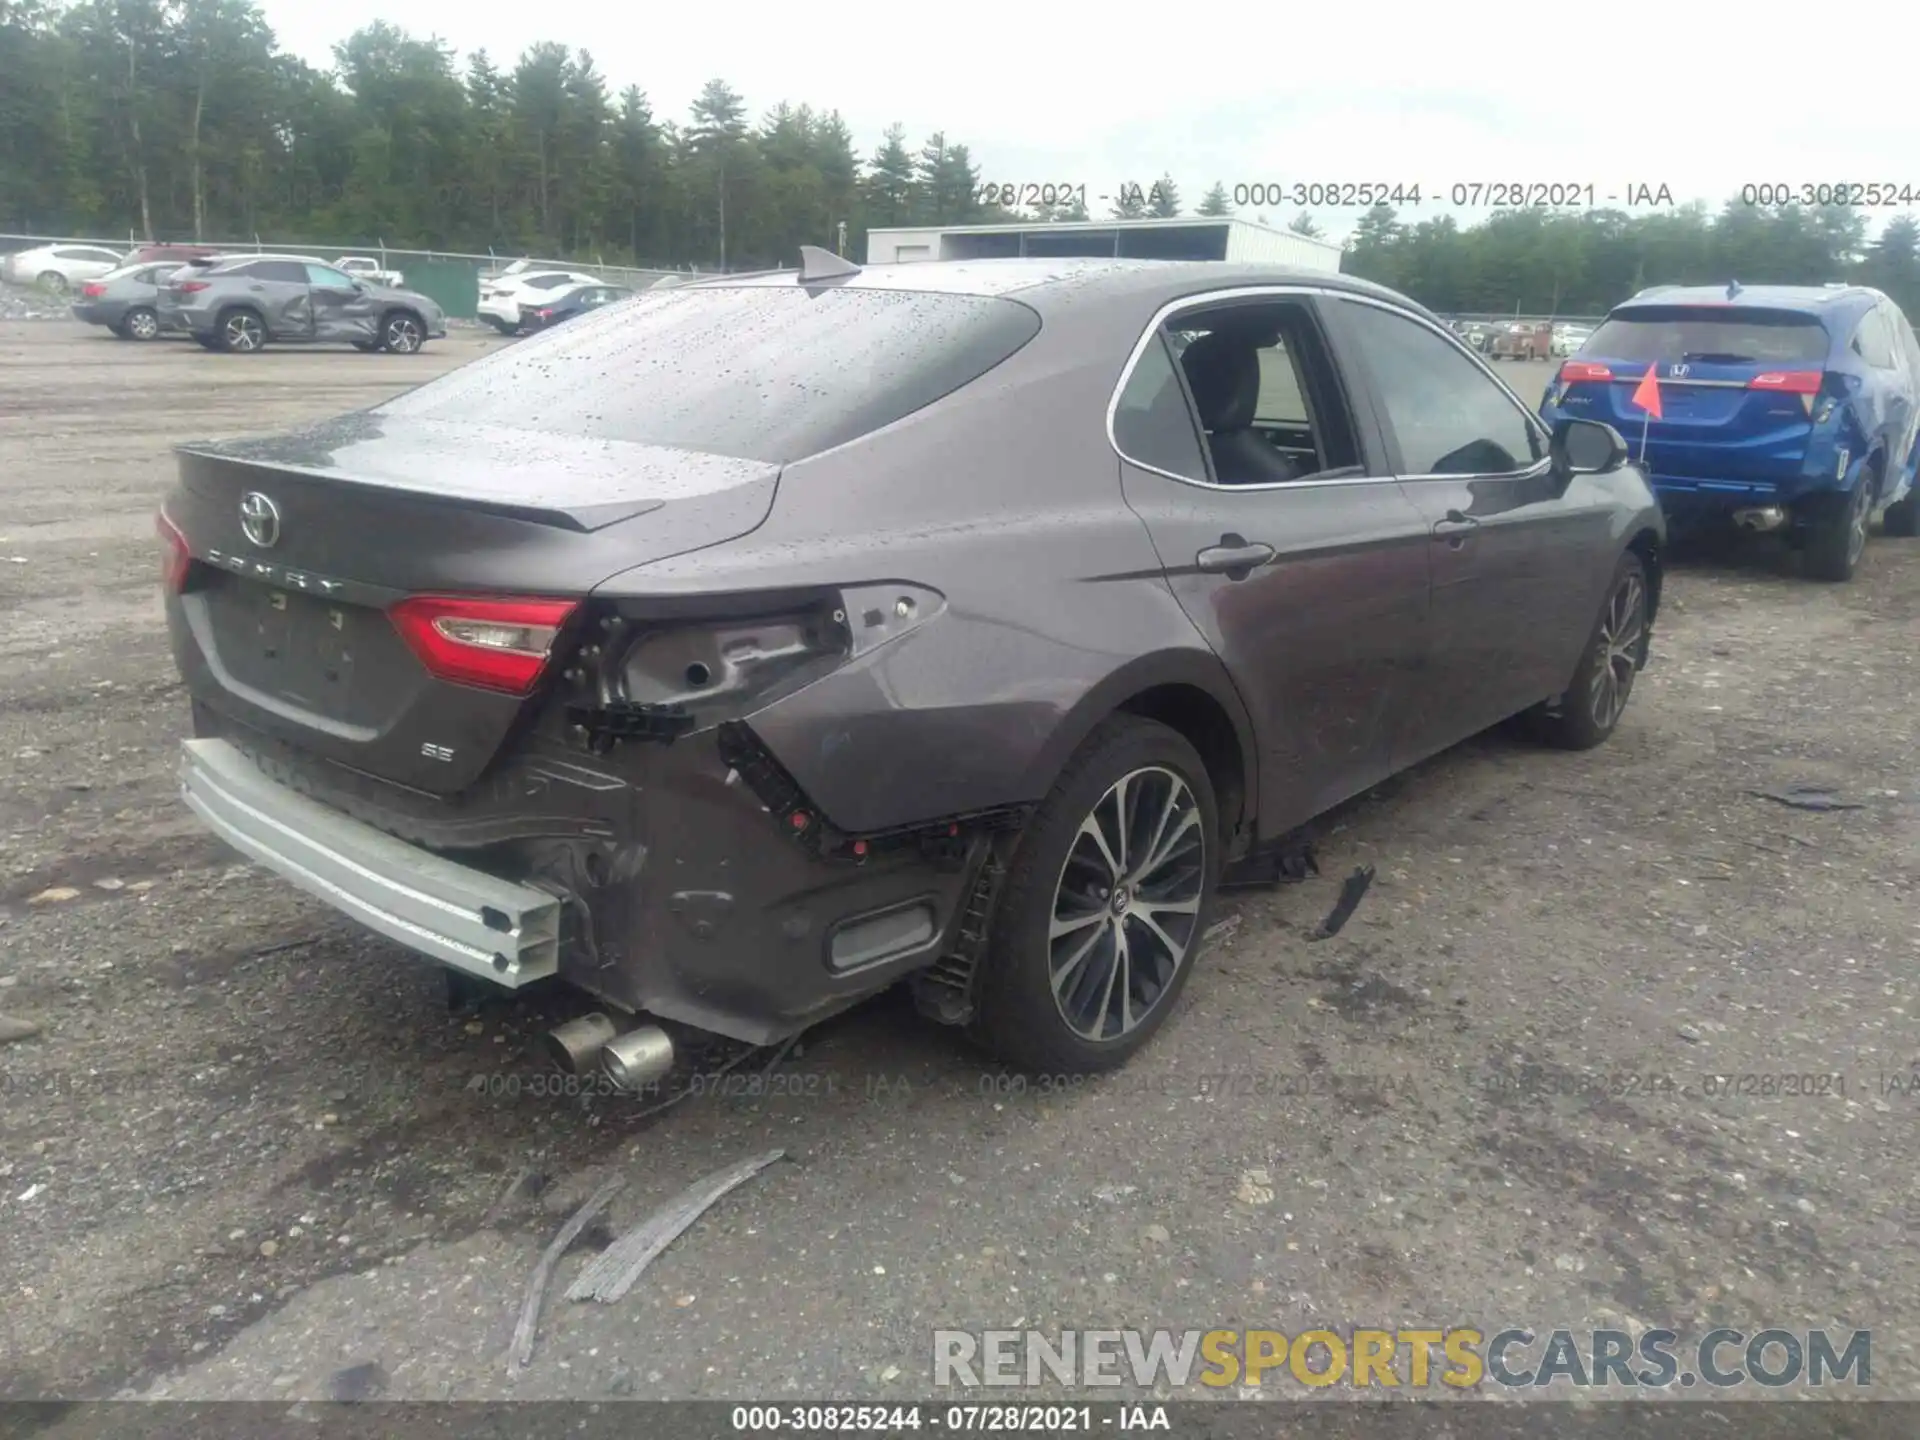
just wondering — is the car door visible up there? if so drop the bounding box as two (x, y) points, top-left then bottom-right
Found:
(1319, 294), (1616, 766)
(1853, 306), (1917, 491)
(1111, 289), (1432, 836)
(304, 263), (379, 343)
(224, 260), (312, 337)
(1885, 306), (1920, 500)
(55, 246), (121, 279)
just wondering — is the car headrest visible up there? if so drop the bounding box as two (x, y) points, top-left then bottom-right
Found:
(1180, 331), (1262, 432)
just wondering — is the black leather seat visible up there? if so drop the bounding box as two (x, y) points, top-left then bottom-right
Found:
(1179, 332), (1306, 485)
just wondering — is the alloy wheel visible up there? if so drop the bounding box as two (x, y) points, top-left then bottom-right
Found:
(224, 313), (263, 352)
(1588, 570), (1646, 730)
(385, 316), (421, 353)
(126, 309), (159, 340)
(1048, 766), (1206, 1042)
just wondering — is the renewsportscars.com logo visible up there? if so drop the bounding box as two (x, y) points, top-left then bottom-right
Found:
(933, 1327), (1871, 1391)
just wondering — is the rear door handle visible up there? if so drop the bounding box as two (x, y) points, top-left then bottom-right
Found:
(1196, 537), (1275, 577)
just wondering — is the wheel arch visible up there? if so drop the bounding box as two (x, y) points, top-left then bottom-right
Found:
(1625, 524), (1663, 624)
(1018, 650), (1258, 855)
(215, 302), (265, 332)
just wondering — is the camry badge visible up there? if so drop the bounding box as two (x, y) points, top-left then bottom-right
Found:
(239, 491), (281, 549)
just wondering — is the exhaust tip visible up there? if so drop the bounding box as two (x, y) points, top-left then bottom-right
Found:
(546, 1012), (618, 1075)
(1732, 506), (1787, 533)
(602, 1024), (675, 1092)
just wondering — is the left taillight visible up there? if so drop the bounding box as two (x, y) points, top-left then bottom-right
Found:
(388, 595), (578, 696)
(156, 510), (191, 593)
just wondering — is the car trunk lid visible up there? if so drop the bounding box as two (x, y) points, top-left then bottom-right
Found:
(1547, 305), (1832, 484)
(163, 415), (780, 795)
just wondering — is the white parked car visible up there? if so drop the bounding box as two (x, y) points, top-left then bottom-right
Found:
(1551, 325), (1595, 358)
(335, 255), (406, 287)
(2, 242), (127, 292)
(477, 268), (603, 334)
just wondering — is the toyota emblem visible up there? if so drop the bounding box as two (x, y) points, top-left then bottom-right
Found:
(239, 491), (281, 549)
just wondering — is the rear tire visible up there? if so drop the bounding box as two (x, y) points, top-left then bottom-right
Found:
(214, 307), (266, 354)
(1804, 476), (1873, 582)
(485, 317), (517, 336)
(1883, 479), (1920, 538)
(968, 716), (1220, 1075)
(37, 270), (68, 294)
(123, 307), (160, 341)
(1526, 550), (1649, 751)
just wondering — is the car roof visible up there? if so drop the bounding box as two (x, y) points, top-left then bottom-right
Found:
(1610, 283), (1883, 319)
(208, 253), (326, 268)
(683, 257), (1434, 322)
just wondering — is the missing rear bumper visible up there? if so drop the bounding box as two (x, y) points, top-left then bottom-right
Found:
(179, 737), (562, 986)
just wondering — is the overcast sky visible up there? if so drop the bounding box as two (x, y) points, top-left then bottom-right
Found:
(261, 0), (1917, 245)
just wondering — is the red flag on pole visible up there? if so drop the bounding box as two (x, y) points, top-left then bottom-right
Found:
(1630, 363), (1663, 419)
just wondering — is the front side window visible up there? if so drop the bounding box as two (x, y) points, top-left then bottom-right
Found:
(1337, 301), (1543, 476)
(380, 285), (1043, 464)
(1112, 330), (1209, 482)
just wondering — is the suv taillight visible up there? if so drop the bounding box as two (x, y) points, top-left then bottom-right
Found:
(156, 510), (191, 593)
(388, 596), (578, 695)
(1747, 370), (1823, 394)
(1558, 361), (1613, 382)
(176, 279), (209, 294)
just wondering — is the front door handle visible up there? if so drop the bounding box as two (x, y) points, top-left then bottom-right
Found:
(1196, 536), (1275, 578)
(1434, 509), (1481, 549)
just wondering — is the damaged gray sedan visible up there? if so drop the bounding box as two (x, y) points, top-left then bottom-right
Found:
(157, 250), (1664, 1081)
(159, 254), (446, 354)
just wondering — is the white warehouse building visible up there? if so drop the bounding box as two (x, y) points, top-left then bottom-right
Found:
(864, 216), (1344, 271)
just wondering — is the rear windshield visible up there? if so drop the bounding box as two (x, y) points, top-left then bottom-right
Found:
(379, 285), (1044, 463)
(1586, 307), (1829, 365)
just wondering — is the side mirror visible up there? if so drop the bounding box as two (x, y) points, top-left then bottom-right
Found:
(1550, 417), (1629, 486)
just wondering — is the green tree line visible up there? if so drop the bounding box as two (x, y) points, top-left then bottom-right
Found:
(1335, 200), (1920, 319)
(0, 0), (1021, 265)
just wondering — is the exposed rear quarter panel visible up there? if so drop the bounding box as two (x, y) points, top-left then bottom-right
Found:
(596, 304), (1248, 836)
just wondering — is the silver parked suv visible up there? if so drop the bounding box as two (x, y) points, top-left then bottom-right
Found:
(158, 254), (448, 354)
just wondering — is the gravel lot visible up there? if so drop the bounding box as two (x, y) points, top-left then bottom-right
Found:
(1, 324), (1917, 1405)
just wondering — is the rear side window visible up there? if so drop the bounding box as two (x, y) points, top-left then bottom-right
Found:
(379, 286), (1043, 463)
(1852, 310), (1897, 369)
(1586, 307), (1829, 365)
(526, 274), (574, 290)
(1113, 331), (1209, 481)
(224, 260), (306, 283)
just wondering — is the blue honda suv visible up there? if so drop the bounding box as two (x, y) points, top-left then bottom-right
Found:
(1540, 282), (1920, 581)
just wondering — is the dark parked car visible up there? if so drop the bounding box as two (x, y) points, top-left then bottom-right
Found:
(71, 260), (189, 339)
(158, 250), (1663, 1085)
(1541, 283), (1920, 581)
(522, 282), (635, 332)
(158, 254), (447, 354)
